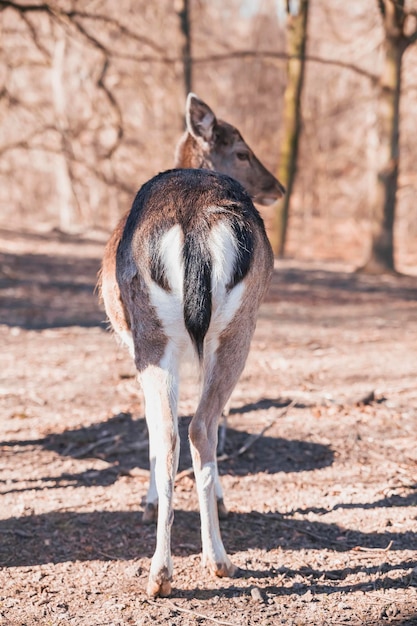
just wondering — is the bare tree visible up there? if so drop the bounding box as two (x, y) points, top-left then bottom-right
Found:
(0, 0), (183, 229)
(1, 0), (416, 273)
(273, 0), (310, 256)
(361, 0), (417, 273)
(175, 0), (193, 98)
(51, 36), (79, 230)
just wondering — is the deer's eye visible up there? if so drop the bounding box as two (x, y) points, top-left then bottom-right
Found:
(236, 151), (250, 162)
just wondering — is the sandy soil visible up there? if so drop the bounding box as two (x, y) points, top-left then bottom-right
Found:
(1, 227), (417, 626)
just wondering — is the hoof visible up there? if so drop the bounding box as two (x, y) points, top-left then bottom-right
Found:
(147, 565), (172, 597)
(214, 561), (241, 578)
(142, 502), (158, 524)
(217, 498), (229, 520)
(146, 576), (172, 598)
(204, 556), (240, 578)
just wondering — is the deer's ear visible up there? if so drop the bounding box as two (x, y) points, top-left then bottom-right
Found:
(186, 93), (216, 143)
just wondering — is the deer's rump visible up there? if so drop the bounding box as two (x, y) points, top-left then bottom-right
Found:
(115, 168), (272, 360)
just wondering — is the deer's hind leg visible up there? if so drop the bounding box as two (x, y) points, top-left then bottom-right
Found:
(140, 357), (180, 597)
(189, 324), (254, 578)
(127, 284), (181, 597)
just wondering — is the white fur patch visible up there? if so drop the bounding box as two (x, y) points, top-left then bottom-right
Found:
(206, 220), (245, 342)
(196, 461), (216, 491)
(158, 225), (184, 296)
(208, 220), (238, 298)
(149, 225), (190, 351)
(119, 329), (135, 358)
(195, 461), (228, 564)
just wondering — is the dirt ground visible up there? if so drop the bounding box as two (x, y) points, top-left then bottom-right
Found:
(1, 227), (417, 626)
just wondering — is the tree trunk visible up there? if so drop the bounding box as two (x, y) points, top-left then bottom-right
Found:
(51, 38), (77, 232)
(176, 0), (192, 98)
(272, 0), (309, 257)
(361, 30), (405, 273)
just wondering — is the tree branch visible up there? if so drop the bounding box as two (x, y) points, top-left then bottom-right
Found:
(0, 134), (137, 196)
(0, 1), (54, 13)
(0, 126), (59, 156)
(20, 12), (51, 59)
(97, 58), (124, 158)
(0, 3), (381, 86)
(192, 50), (379, 84)
(67, 10), (165, 55)
(0, 1), (165, 55)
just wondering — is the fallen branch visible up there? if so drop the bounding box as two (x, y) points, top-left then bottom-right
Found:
(352, 540), (394, 553)
(218, 399), (296, 463)
(254, 513), (341, 546)
(147, 598), (239, 626)
(70, 435), (119, 458)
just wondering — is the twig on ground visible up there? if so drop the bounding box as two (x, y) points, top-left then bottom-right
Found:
(64, 436), (150, 459)
(147, 598), (240, 626)
(71, 435), (119, 458)
(176, 400), (296, 483)
(352, 540), (394, 553)
(94, 547), (130, 561)
(217, 399), (296, 463)
(272, 518), (340, 546)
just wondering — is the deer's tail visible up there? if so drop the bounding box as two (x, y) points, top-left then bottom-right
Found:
(182, 211), (255, 362)
(183, 228), (212, 361)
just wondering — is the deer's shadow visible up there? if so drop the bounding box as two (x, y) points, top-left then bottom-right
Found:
(1, 507), (417, 573)
(1, 402), (334, 493)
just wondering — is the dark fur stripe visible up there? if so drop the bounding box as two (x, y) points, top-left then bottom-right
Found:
(228, 216), (254, 290)
(148, 227), (171, 292)
(183, 229), (212, 361)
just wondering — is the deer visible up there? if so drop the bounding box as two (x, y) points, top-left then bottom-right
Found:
(99, 93), (285, 597)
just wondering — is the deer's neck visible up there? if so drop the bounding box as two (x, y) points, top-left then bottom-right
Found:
(174, 133), (213, 170)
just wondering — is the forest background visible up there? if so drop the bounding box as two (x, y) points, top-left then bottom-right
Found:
(0, 0), (416, 273)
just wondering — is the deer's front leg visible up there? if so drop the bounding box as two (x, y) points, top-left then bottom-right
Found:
(140, 364), (179, 597)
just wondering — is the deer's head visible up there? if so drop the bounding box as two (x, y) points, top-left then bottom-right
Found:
(175, 93), (285, 206)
